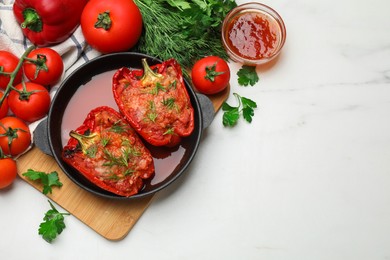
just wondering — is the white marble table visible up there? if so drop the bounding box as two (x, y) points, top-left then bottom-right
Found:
(2, 0), (390, 259)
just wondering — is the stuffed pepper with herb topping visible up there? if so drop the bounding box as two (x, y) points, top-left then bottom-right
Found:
(112, 58), (194, 147)
(62, 106), (155, 197)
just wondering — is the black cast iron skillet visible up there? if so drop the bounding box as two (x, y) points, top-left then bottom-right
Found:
(34, 52), (215, 200)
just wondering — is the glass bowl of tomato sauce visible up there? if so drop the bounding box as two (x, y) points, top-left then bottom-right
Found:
(222, 2), (286, 66)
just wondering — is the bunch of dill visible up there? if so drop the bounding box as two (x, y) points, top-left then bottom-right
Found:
(133, 0), (237, 76)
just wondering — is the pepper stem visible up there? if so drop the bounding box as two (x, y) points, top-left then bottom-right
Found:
(21, 8), (43, 32)
(69, 131), (99, 155)
(140, 59), (163, 85)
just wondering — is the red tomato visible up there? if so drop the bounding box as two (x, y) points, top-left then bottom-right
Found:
(81, 0), (143, 53)
(8, 82), (51, 122)
(0, 92), (9, 119)
(0, 116), (31, 156)
(0, 51), (23, 90)
(23, 48), (64, 87)
(191, 56), (231, 95)
(0, 157), (17, 189)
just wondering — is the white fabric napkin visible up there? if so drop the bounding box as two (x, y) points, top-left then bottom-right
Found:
(0, 0), (101, 154)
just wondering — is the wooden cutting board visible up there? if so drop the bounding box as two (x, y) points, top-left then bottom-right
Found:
(16, 87), (229, 241)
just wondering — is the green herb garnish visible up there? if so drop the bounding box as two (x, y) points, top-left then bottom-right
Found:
(146, 100), (158, 122)
(101, 136), (110, 147)
(103, 146), (141, 168)
(38, 200), (70, 243)
(237, 65), (260, 86)
(222, 93), (257, 127)
(162, 97), (176, 109)
(133, 0), (236, 77)
(163, 127), (175, 135)
(85, 144), (98, 158)
(169, 80), (177, 89)
(22, 169), (63, 195)
(103, 149), (129, 167)
(110, 120), (129, 133)
(149, 82), (166, 95)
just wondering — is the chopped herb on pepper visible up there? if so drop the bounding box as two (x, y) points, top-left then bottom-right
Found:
(110, 120), (129, 133)
(163, 127), (175, 135)
(146, 101), (158, 122)
(150, 82), (167, 95)
(162, 97), (176, 109)
(101, 136), (110, 147)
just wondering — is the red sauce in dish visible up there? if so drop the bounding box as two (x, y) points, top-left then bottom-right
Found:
(225, 11), (280, 60)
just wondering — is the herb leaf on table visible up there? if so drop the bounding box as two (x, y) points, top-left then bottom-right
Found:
(237, 65), (260, 86)
(39, 200), (70, 243)
(22, 169), (63, 195)
(222, 93), (257, 126)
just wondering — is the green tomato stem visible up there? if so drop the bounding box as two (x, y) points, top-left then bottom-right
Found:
(95, 11), (112, 30)
(15, 81), (42, 101)
(0, 146), (7, 159)
(0, 70), (12, 76)
(0, 45), (36, 107)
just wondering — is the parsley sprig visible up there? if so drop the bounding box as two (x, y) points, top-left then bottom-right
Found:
(22, 169), (63, 195)
(237, 65), (259, 86)
(39, 200), (70, 243)
(222, 93), (257, 127)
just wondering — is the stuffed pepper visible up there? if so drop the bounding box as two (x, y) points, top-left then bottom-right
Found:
(112, 58), (194, 147)
(62, 106), (155, 197)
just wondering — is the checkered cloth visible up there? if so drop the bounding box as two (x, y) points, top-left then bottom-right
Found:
(0, 0), (102, 153)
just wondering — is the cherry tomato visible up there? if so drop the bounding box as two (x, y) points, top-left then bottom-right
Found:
(81, 0), (143, 53)
(191, 56), (231, 95)
(23, 48), (64, 87)
(0, 157), (17, 189)
(8, 82), (51, 123)
(0, 51), (23, 90)
(0, 92), (9, 119)
(0, 116), (31, 156)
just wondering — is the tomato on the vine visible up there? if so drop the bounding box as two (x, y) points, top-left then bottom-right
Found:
(8, 82), (51, 123)
(0, 116), (31, 156)
(23, 48), (64, 87)
(191, 56), (231, 95)
(0, 51), (23, 90)
(80, 0), (143, 53)
(0, 156), (17, 189)
(0, 92), (9, 119)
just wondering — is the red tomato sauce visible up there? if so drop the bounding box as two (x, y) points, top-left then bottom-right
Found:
(225, 11), (280, 60)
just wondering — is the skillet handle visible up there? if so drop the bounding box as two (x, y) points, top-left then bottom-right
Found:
(33, 118), (54, 156)
(196, 93), (215, 130)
